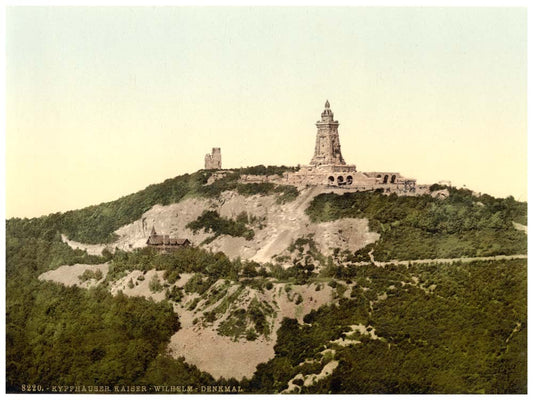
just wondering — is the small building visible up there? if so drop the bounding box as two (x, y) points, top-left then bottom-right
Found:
(146, 227), (191, 250)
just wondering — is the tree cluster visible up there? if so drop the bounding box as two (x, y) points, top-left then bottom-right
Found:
(306, 187), (527, 260)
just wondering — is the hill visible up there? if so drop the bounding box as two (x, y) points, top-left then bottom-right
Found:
(5, 167), (527, 393)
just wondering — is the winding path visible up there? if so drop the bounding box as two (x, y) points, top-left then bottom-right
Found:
(365, 253), (527, 267)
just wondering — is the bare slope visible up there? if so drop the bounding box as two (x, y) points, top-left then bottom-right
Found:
(168, 281), (335, 379)
(66, 187), (379, 265)
(38, 263), (109, 288)
(39, 262), (335, 379)
(51, 187), (379, 379)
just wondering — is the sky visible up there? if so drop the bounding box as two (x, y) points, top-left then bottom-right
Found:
(5, 6), (527, 218)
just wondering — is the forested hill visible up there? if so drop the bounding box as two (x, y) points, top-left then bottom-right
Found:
(5, 167), (527, 394)
(7, 165), (526, 254)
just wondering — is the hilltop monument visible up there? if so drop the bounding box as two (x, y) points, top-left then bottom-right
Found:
(240, 100), (430, 195)
(310, 100), (346, 166)
(205, 148), (222, 170)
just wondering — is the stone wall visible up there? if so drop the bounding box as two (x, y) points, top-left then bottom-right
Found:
(235, 164), (428, 196)
(237, 164), (430, 196)
(240, 174), (283, 184)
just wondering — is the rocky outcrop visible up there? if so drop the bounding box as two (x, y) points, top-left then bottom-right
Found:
(86, 187), (380, 266)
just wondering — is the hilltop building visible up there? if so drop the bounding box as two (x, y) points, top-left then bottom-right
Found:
(205, 148), (222, 170)
(240, 101), (429, 195)
(310, 100), (346, 166)
(284, 101), (428, 194)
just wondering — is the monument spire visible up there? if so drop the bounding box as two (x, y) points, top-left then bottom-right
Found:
(310, 100), (345, 166)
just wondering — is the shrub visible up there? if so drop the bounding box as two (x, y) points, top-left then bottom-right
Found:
(166, 286), (183, 302)
(78, 269), (103, 282)
(149, 275), (163, 293)
(246, 328), (259, 341)
(186, 210), (255, 240)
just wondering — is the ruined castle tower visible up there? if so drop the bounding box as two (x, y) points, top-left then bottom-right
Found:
(205, 148), (222, 169)
(310, 100), (346, 166)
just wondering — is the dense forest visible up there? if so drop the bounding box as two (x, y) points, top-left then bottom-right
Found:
(248, 259), (526, 393)
(5, 168), (527, 393)
(307, 186), (527, 261)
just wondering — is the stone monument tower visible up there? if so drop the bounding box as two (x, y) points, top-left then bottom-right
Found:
(205, 148), (222, 169)
(310, 100), (346, 166)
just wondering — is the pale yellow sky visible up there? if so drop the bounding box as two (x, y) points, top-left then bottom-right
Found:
(6, 7), (527, 218)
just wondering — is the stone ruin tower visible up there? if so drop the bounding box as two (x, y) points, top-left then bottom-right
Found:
(205, 147), (222, 170)
(310, 100), (346, 166)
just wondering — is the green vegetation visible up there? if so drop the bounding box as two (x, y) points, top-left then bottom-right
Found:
(187, 210), (255, 240)
(184, 274), (217, 295)
(246, 328), (259, 341)
(217, 295), (275, 341)
(6, 218), (226, 393)
(283, 235), (325, 279)
(166, 286), (184, 302)
(235, 182), (299, 203)
(307, 187), (527, 261)
(5, 171), (527, 394)
(100, 240), (319, 292)
(245, 259), (526, 394)
(182, 278), (278, 342)
(8, 172), (212, 244)
(191, 166), (298, 206)
(238, 165), (298, 176)
(6, 230), (528, 394)
(108, 246), (240, 283)
(5, 229), (180, 391)
(218, 309), (248, 339)
(140, 355), (217, 389)
(78, 268), (103, 282)
(149, 274), (163, 292)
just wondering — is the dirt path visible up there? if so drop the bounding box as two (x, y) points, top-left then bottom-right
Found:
(365, 253), (527, 267)
(61, 234), (108, 256)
